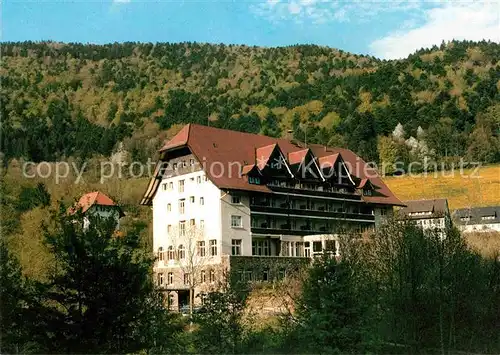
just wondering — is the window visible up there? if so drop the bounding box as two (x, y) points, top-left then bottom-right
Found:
(200, 197), (205, 206)
(178, 245), (185, 259)
(381, 208), (388, 216)
(209, 240), (218, 256)
(231, 195), (241, 204)
(249, 176), (261, 185)
(325, 240), (337, 255)
(243, 270), (253, 281)
(168, 272), (174, 285)
(179, 221), (186, 237)
(182, 160), (187, 168)
(231, 215), (243, 228)
(179, 199), (185, 214)
(190, 158), (195, 166)
(204, 176), (208, 182)
(172, 163), (178, 170)
(262, 269), (269, 281)
(252, 240), (270, 256)
(157, 272), (164, 286)
(178, 180), (185, 192)
(167, 224), (172, 235)
(158, 247), (164, 261)
(363, 189), (372, 196)
(167, 246), (175, 260)
(197, 241), (206, 257)
(232, 239), (242, 255)
(201, 270), (206, 283)
(200, 220), (205, 230)
(209, 269), (216, 283)
(304, 242), (311, 257)
(184, 273), (190, 285)
(169, 182), (173, 190)
(313, 241), (322, 253)
(190, 219), (195, 227)
(482, 215), (495, 220)
(197, 176), (202, 184)
(167, 203), (171, 212)
(162, 183), (167, 191)
(190, 177), (195, 182)
(190, 196), (195, 203)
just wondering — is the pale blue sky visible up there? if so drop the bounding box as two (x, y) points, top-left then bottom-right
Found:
(3, 1), (499, 59)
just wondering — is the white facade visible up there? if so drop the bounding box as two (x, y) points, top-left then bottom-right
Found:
(153, 170), (223, 266)
(457, 222), (500, 233)
(83, 205), (121, 230)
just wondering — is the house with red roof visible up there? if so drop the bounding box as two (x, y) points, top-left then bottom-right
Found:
(73, 191), (124, 230)
(141, 124), (403, 311)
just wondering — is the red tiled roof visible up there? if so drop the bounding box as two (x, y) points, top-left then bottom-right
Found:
(318, 153), (340, 169)
(72, 191), (124, 216)
(241, 164), (259, 175)
(288, 149), (309, 165)
(141, 124), (404, 206)
(255, 144), (278, 170)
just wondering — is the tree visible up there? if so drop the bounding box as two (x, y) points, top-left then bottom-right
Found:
(167, 224), (214, 317)
(35, 206), (181, 354)
(193, 274), (247, 354)
(0, 241), (37, 353)
(293, 253), (369, 353)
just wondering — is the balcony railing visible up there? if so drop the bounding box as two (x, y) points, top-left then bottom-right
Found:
(267, 182), (360, 200)
(250, 205), (375, 221)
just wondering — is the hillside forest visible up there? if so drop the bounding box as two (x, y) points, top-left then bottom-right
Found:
(1, 41), (500, 354)
(1, 40), (500, 168)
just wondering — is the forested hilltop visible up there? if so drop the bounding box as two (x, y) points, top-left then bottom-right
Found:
(1, 40), (500, 165)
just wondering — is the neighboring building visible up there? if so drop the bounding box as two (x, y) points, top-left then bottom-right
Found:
(453, 206), (500, 233)
(72, 191), (124, 230)
(140, 124), (403, 311)
(398, 199), (451, 236)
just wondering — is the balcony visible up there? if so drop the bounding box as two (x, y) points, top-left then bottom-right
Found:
(267, 181), (361, 200)
(250, 204), (375, 221)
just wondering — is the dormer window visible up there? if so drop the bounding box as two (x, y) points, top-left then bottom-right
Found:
(363, 189), (372, 196)
(482, 215), (495, 221)
(249, 176), (261, 185)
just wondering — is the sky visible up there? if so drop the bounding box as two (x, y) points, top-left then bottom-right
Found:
(3, 0), (500, 59)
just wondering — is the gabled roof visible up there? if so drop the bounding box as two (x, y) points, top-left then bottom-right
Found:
(141, 124), (403, 206)
(399, 199), (449, 219)
(453, 206), (500, 225)
(72, 191), (124, 217)
(288, 148), (324, 181)
(358, 178), (378, 190)
(318, 153), (340, 169)
(256, 144), (277, 170)
(241, 164), (261, 176)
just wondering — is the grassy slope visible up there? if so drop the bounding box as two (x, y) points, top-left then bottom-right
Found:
(385, 165), (500, 210)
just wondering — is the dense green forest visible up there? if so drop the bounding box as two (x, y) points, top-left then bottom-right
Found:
(1, 212), (499, 354)
(1, 40), (499, 165)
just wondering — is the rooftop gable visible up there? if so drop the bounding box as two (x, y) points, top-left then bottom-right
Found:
(141, 124), (403, 206)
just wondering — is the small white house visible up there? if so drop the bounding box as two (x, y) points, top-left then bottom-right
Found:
(72, 191), (124, 230)
(398, 199), (451, 237)
(453, 206), (500, 233)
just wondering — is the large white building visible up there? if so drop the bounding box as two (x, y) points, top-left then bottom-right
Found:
(141, 124), (403, 310)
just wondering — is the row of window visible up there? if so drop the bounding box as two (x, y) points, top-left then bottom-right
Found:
(157, 269), (217, 286)
(162, 175), (208, 192)
(167, 220), (204, 236)
(158, 240), (219, 260)
(167, 197), (205, 214)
